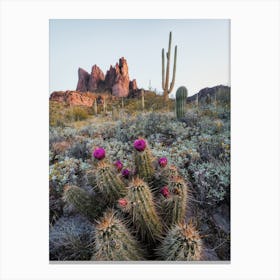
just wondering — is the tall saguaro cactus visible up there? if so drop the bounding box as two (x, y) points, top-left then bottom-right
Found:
(162, 31), (177, 102)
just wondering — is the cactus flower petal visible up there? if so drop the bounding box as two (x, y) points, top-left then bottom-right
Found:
(114, 160), (123, 172)
(158, 157), (168, 168)
(160, 186), (170, 198)
(118, 198), (128, 207)
(93, 147), (106, 160)
(133, 139), (146, 152)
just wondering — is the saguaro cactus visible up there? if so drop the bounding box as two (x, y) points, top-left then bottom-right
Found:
(176, 86), (188, 119)
(162, 31), (177, 102)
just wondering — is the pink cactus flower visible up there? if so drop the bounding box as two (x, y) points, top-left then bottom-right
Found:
(122, 169), (130, 179)
(118, 198), (128, 207)
(133, 139), (146, 152)
(93, 147), (106, 160)
(114, 160), (123, 172)
(158, 157), (168, 168)
(160, 186), (170, 198)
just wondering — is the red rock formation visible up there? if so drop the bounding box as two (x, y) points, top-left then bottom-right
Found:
(76, 68), (90, 92)
(129, 79), (138, 92)
(50, 91), (95, 107)
(104, 65), (116, 89)
(74, 57), (138, 97)
(88, 65), (105, 92)
(111, 57), (130, 97)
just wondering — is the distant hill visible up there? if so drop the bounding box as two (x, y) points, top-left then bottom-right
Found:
(187, 85), (230, 105)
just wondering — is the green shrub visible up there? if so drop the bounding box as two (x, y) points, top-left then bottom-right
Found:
(66, 107), (89, 122)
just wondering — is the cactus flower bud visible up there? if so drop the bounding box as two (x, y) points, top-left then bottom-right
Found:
(160, 186), (170, 198)
(114, 160), (123, 172)
(158, 157), (168, 168)
(93, 147), (106, 160)
(122, 169), (130, 179)
(118, 198), (128, 207)
(133, 139), (146, 152)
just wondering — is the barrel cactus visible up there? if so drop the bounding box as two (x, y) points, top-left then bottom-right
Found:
(176, 86), (188, 119)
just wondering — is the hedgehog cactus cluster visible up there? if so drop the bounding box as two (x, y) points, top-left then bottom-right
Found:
(62, 138), (203, 261)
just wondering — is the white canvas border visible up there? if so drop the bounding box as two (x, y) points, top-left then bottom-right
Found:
(0, 0), (279, 280)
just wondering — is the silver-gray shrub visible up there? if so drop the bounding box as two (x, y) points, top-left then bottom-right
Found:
(49, 214), (94, 261)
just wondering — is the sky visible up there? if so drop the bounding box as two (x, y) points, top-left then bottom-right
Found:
(49, 19), (230, 97)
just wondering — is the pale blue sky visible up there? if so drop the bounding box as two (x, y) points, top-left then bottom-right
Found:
(49, 19), (230, 97)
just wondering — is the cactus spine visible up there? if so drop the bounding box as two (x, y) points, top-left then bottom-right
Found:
(93, 210), (144, 261)
(63, 185), (98, 222)
(162, 31), (177, 102)
(176, 86), (188, 119)
(159, 177), (188, 227)
(154, 164), (178, 190)
(157, 222), (203, 261)
(120, 178), (162, 243)
(134, 143), (155, 183)
(95, 161), (127, 203)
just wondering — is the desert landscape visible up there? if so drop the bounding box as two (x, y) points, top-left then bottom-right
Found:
(49, 29), (230, 261)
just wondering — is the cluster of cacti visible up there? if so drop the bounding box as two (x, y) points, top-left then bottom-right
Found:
(162, 31), (177, 102)
(61, 138), (203, 261)
(176, 86), (188, 119)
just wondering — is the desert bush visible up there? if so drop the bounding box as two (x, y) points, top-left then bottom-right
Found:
(188, 160), (230, 207)
(66, 107), (89, 122)
(49, 157), (91, 195)
(49, 215), (94, 260)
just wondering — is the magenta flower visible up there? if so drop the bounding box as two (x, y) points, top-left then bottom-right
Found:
(160, 186), (170, 198)
(158, 157), (168, 168)
(93, 147), (106, 160)
(114, 160), (123, 172)
(122, 169), (130, 179)
(118, 198), (128, 207)
(134, 139), (146, 152)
